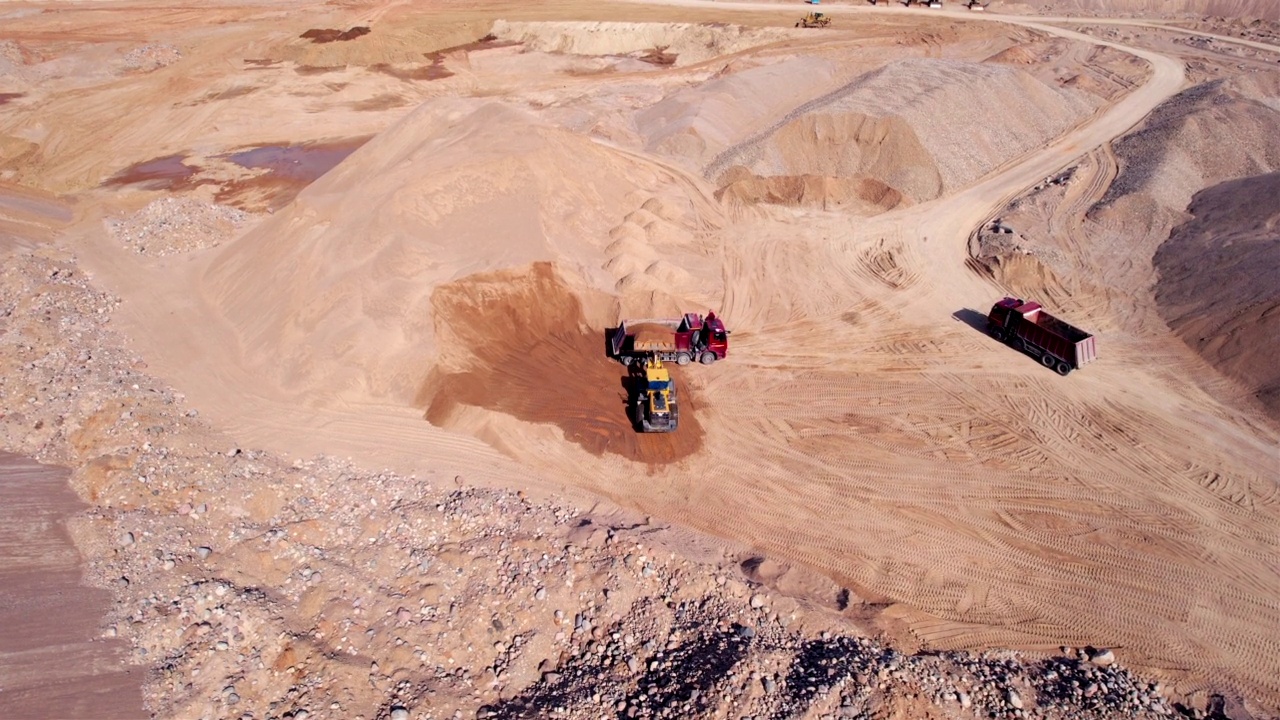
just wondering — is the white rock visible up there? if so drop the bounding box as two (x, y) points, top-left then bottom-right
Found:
(750, 594), (766, 609)
(1008, 689), (1023, 709)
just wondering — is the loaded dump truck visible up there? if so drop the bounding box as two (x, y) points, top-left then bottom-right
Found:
(632, 357), (678, 433)
(986, 297), (1097, 376)
(610, 312), (729, 366)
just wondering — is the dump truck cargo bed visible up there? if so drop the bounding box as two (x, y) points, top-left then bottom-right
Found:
(987, 298), (1096, 375)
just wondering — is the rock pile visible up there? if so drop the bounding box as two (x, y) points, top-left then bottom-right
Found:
(106, 197), (249, 256)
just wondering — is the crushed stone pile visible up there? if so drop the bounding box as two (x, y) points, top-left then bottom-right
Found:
(106, 197), (249, 256)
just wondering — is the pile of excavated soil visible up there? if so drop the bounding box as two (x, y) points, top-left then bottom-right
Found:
(702, 58), (1093, 210)
(1096, 74), (1280, 234)
(200, 98), (715, 404)
(1082, 74), (1280, 332)
(1154, 171), (1280, 418)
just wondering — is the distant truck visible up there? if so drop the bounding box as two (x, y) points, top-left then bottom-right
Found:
(986, 297), (1097, 376)
(632, 357), (678, 433)
(609, 312), (729, 366)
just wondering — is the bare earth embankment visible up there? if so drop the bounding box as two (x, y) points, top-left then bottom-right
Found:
(2, 1), (1280, 719)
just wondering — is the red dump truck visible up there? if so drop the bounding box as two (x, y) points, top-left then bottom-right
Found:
(986, 297), (1096, 376)
(609, 312), (729, 366)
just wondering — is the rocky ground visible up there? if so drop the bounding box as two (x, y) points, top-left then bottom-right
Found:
(0, 229), (1209, 720)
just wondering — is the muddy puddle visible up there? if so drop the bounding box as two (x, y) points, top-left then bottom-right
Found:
(0, 92), (26, 105)
(215, 137), (370, 211)
(421, 262), (704, 466)
(102, 154), (202, 191)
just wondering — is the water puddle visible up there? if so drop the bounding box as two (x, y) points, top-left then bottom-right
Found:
(102, 154), (201, 191)
(300, 26), (370, 44)
(215, 137), (371, 211)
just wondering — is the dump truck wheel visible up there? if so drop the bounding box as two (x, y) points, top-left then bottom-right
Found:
(619, 355), (632, 366)
(989, 327), (1005, 342)
(1011, 338), (1024, 352)
(676, 352), (691, 365)
(1040, 354), (1055, 368)
(699, 351), (717, 365)
(1056, 362), (1072, 376)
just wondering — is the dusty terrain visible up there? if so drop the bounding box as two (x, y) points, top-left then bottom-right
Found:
(2, 0), (1279, 719)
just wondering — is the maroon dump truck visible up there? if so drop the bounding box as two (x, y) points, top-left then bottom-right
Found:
(609, 312), (729, 366)
(986, 297), (1096, 376)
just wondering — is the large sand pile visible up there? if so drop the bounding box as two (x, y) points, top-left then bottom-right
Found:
(1154, 171), (1280, 418)
(697, 59), (1093, 211)
(1096, 75), (1280, 233)
(1080, 74), (1280, 333)
(201, 98), (713, 404)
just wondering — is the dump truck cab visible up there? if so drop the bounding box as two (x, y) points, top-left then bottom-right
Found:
(699, 312), (729, 361)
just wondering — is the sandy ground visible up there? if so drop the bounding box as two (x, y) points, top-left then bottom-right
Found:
(2, 0), (1280, 718)
(0, 452), (143, 718)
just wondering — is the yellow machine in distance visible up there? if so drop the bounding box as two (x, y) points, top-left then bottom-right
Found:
(796, 12), (832, 28)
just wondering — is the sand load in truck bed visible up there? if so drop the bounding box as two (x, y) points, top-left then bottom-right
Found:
(630, 322), (679, 352)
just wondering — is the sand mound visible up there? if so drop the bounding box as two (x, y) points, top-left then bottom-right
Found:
(201, 99), (696, 403)
(636, 56), (844, 166)
(490, 21), (791, 67)
(1096, 75), (1280, 233)
(702, 59), (1091, 208)
(1154, 172), (1280, 418)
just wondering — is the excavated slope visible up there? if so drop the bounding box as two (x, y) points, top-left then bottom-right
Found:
(1154, 172), (1280, 419)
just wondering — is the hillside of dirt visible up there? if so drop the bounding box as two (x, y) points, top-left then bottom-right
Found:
(3, 2), (1280, 720)
(973, 72), (1280, 337)
(1007, 0), (1280, 21)
(1154, 171), (1280, 418)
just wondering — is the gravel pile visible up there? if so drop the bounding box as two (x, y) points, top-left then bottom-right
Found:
(0, 247), (1202, 719)
(106, 197), (250, 256)
(122, 43), (182, 72)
